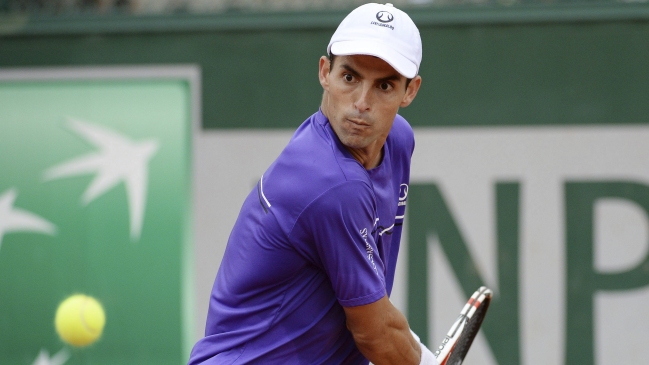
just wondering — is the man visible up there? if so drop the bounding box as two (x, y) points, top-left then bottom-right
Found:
(188, 3), (437, 364)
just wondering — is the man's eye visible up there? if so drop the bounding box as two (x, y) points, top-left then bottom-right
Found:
(379, 83), (391, 91)
(344, 74), (354, 82)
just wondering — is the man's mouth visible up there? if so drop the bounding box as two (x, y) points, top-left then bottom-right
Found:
(347, 118), (370, 127)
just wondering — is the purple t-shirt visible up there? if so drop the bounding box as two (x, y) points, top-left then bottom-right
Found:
(189, 110), (414, 364)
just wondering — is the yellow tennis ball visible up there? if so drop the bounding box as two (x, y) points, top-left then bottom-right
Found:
(55, 294), (105, 347)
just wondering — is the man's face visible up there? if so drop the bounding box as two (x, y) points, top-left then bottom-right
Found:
(319, 54), (420, 164)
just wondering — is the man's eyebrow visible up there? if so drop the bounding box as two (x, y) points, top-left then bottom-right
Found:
(341, 64), (361, 78)
(379, 74), (402, 83)
(340, 63), (402, 83)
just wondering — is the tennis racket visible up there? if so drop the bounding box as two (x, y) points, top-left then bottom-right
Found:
(434, 286), (492, 365)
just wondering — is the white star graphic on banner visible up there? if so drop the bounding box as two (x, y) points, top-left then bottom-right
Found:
(0, 188), (56, 252)
(31, 348), (70, 365)
(43, 118), (159, 241)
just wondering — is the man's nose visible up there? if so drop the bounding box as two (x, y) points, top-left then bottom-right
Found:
(353, 83), (372, 112)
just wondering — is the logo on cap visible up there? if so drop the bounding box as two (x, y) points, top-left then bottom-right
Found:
(376, 11), (394, 23)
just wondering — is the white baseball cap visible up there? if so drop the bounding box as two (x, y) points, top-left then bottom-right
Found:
(327, 2), (422, 79)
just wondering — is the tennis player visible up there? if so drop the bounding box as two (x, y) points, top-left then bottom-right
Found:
(188, 3), (436, 364)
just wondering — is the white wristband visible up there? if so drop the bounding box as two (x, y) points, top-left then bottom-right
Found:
(410, 329), (436, 365)
(368, 341), (436, 365)
(419, 341), (437, 365)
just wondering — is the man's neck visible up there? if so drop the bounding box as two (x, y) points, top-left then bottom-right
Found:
(346, 144), (383, 170)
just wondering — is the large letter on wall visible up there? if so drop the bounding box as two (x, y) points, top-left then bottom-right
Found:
(565, 182), (649, 364)
(408, 182), (520, 365)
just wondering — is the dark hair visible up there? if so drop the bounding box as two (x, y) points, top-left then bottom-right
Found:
(328, 53), (413, 90)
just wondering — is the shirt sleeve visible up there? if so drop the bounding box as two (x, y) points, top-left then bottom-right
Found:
(291, 181), (387, 307)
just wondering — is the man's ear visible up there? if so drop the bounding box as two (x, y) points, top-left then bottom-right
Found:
(318, 56), (331, 91)
(400, 75), (422, 108)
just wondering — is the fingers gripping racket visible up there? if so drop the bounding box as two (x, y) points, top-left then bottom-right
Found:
(434, 286), (492, 365)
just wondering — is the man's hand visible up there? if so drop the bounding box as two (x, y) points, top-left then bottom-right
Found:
(344, 295), (422, 365)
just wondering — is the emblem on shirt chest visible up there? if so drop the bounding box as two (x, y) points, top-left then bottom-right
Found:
(371, 183), (409, 237)
(394, 183), (408, 226)
(398, 183), (408, 207)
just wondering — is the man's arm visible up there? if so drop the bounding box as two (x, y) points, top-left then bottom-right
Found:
(344, 295), (422, 365)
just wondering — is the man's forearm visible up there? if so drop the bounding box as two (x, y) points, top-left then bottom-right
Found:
(344, 296), (421, 365)
(353, 318), (420, 364)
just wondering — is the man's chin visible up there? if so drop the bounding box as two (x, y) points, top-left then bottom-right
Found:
(339, 136), (369, 150)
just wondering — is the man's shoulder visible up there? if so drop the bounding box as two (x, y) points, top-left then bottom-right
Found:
(262, 113), (370, 211)
(284, 112), (331, 155)
(389, 114), (415, 143)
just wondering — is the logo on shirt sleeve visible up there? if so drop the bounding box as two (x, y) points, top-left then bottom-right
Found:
(360, 228), (378, 275)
